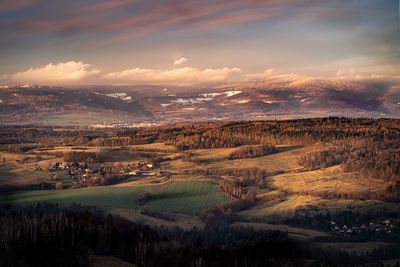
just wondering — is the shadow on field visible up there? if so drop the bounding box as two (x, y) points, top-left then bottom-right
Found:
(150, 191), (203, 201)
(276, 145), (303, 153)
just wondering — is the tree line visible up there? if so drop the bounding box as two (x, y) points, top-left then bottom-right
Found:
(0, 203), (373, 267)
(228, 144), (277, 160)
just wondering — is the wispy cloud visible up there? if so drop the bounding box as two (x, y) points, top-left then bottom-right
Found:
(71, 0), (135, 13)
(0, 0), (45, 13)
(1, 0), (362, 42)
(27, 17), (87, 33)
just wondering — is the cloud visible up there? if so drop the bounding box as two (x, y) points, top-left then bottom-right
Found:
(28, 17), (87, 33)
(0, 0), (45, 13)
(6, 61), (101, 84)
(71, 0), (134, 13)
(173, 57), (187, 66)
(2, 59), (397, 87)
(2, 0), (360, 43)
(244, 68), (276, 81)
(103, 66), (241, 85)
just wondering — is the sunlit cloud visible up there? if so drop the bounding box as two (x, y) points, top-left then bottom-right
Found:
(244, 69), (276, 81)
(1, 59), (398, 87)
(103, 65), (241, 85)
(173, 57), (187, 66)
(4, 61), (101, 84)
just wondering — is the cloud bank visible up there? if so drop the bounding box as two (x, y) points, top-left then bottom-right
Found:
(1, 59), (398, 86)
(103, 66), (241, 85)
(3, 61), (100, 84)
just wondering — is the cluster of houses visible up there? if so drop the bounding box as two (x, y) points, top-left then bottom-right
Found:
(330, 218), (400, 235)
(38, 160), (163, 187)
(91, 122), (161, 128)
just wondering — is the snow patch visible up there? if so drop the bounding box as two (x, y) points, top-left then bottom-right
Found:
(224, 91), (241, 97)
(200, 90), (241, 98)
(171, 97), (213, 105)
(263, 100), (273, 104)
(300, 97), (309, 103)
(171, 98), (191, 105)
(200, 92), (223, 98)
(94, 92), (133, 102)
(170, 91), (242, 105)
(236, 100), (250, 104)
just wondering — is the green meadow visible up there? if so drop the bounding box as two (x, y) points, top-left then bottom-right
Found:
(0, 181), (230, 214)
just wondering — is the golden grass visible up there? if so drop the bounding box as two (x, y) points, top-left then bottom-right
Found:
(190, 145), (311, 172)
(271, 165), (387, 195)
(128, 142), (177, 152)
(240, 191), (400, 223)
(239, 194), (320, 222)
(160, 158), (200, 172)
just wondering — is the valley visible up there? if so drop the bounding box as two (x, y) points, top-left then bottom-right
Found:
(1, 118), (400, 266)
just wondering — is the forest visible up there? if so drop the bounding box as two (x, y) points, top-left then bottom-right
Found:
(228, 144), (277, 160)
(1, 203), (399, 267)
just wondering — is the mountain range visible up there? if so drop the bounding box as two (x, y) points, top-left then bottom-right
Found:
(1, 77), (399, 125)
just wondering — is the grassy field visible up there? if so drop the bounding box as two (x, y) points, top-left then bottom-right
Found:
(239, 191), (400, 223)
(0, 164), (71, 187)
(2, 141), (398, 224)
(161, 158), (200, 172)
(129, 142), (178, 152)
(239, 194), (320, 222)
(271, 165), (387, 195)
(174, 145), (311, 172)
(0, 181), (231, 213)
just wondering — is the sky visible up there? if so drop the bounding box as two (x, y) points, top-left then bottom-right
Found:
(0, 0), (399, 85)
